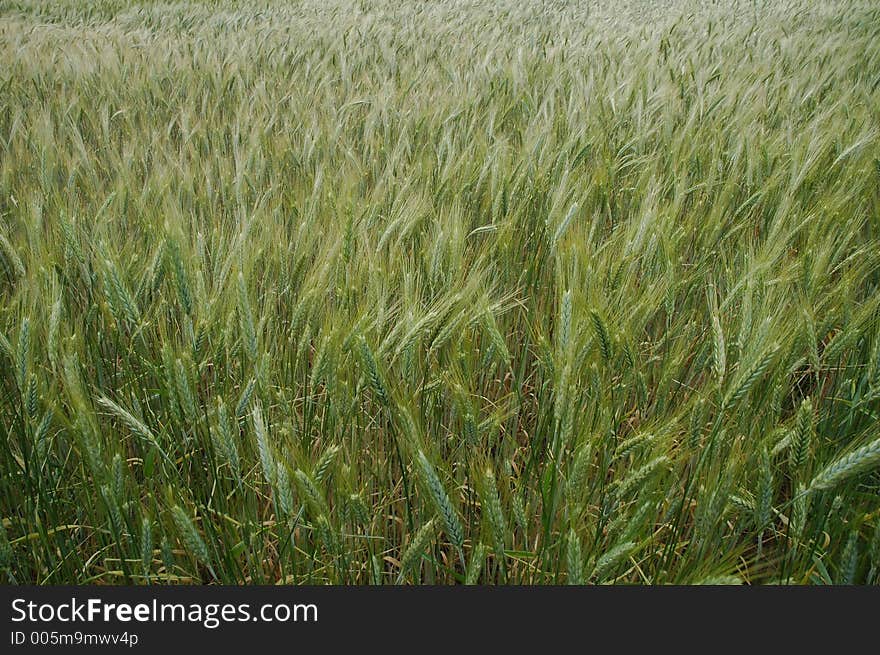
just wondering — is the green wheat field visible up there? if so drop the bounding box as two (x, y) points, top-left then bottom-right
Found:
(1, 0), (879, 585)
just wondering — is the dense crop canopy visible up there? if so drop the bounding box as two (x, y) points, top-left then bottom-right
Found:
(1, 0), (879, 584)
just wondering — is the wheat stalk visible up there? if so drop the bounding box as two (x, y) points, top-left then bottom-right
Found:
(415, 450), (464, 551)
(809, 436), (880, 492)
(396, 519), (436, 583)
(170, 505), (211, 566)
(566, 528), (583, 585)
